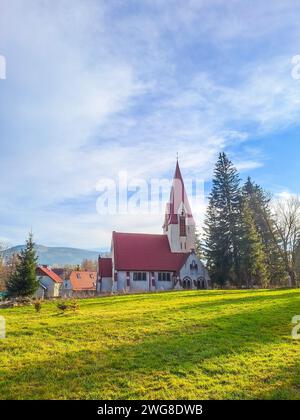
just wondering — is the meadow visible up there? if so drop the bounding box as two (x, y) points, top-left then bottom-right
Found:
(0, 289), (300, 400)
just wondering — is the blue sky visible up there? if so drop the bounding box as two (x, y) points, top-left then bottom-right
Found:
(0, 0), (300, 249)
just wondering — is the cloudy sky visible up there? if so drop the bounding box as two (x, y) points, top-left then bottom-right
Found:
(0, 0), (300, 249)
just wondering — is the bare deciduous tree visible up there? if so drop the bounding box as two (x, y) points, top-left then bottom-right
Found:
(0, 242), (10, 290)
(274, 196), (300, 286)
(81, 258), (97, 271)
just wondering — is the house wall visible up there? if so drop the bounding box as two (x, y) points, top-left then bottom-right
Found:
(34, 285), (46, 299)
(60, 279), (72, 297)
(37, 275), (60, 297)
(72, 290), (96, 298)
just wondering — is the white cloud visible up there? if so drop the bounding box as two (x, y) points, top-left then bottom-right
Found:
(275, 191), (298, 201)
(1, 0), (300, 247)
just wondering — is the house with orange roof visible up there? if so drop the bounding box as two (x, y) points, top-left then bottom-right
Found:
(61, 271), (97, 297)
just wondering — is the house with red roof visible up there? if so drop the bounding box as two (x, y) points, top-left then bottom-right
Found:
(61, 271), (97, 297)
(35, 265), (63, 298)
(97, 161), (210, 293)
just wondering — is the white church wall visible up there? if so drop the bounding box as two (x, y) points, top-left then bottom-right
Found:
(185, 223), (196, 253)
(100, 277), (113, 293)
(167, 223), (181, 252)
(155, 272), (174, 290)
(179, 254), (211, 289)
(119, 271), (151, 292)
(131, 271), (150, 292)
(117, 271), (127, 291)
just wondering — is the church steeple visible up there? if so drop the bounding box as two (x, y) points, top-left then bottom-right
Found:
(163, 160), (196, 253)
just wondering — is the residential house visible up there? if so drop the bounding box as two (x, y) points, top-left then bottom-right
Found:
(61, 271), (97, 297)
(35, 265), (63, 298)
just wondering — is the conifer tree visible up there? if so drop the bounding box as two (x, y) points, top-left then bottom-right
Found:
(204, 153), (242, 286)
(242, 178), (287, 285)
(6, 233), (39, 297)
(240, 200), (269, 287)
(195, 227), (204, 260)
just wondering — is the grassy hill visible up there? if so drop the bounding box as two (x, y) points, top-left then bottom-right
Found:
(2, 244), (101, 266)
(1, 289), (300, 400)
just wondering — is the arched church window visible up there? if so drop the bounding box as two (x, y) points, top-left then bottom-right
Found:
(179, 215), (186, 237)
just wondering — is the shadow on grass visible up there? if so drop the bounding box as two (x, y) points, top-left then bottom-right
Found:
(1, 296), (300, 399)
(170, 290), (300, 314)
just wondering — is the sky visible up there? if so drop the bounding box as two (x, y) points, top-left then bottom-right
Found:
(0, 0), (300, 250)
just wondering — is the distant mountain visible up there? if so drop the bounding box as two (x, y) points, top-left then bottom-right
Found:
(1, 244), (103, 266)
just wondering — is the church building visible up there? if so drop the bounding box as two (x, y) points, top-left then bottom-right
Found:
(97, 161), (211, 293)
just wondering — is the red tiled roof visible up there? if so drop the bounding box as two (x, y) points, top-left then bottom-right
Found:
(98, 258), (112, 277)
(113, 231), (188, 272)
(70, 271), (97, 291)
(36, 266), (63, 283)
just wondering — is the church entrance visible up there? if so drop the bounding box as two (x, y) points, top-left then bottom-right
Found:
(182, 277), (192, 289)
(197, 277), (206, 289)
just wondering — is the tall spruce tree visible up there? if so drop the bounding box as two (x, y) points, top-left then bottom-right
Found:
(195, 227), (204, 260)
(242, 178), (287, 286)
(6, 232), (39, 297)
(240, 200), (269, 287)
(204, 153), (242, 287)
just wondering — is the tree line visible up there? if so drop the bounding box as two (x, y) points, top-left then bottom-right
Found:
(203, 153), (300, 288)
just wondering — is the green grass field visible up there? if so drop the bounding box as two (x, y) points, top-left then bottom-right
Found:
(1, 289), (300, 400)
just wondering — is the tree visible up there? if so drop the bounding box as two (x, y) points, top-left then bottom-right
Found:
(0, 242), (10, 291)
(0, 258), (5, 291)
(240, 200), (269, 287)
(242, 178), (287, 286)
(6, 233), (39, 297)
(295, 243), (300, 282)
(194, 227), (204, 260)
(204, 153), (242, 287)
(274, 196), (300, 286)
(81, 258), (97, 271)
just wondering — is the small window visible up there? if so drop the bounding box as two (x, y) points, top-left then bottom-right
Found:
(133, 272), (147, 281)
(76, 273), (81, 279)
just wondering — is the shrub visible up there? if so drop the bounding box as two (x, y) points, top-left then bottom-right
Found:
(57, 299), (79, 314)
(69, 299), (79, 312)
(57, 301), (69, 313)
(34, 300), (42, 313)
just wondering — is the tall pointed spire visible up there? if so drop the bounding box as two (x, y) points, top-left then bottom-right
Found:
(165, 160), (194, 224)
(163, 160), (196, 253)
